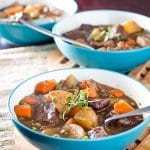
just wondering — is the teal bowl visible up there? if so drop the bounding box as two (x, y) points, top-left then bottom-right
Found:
(0, 0), (78, 45)
(8, 68), (150, 150)
(0, 21), (55, 45)
(53, 10), (150, 73)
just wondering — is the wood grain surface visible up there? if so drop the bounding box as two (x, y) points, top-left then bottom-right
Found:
(0, 45), (149, 150)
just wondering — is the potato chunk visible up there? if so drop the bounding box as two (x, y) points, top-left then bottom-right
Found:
(122, 21), (141, 34)
(49, 90), (73, 113)
(60, 124), (85, 139)
(136, 36), (150, 47)
(74, 107), (98, 130)
(65, 75), (79, 89)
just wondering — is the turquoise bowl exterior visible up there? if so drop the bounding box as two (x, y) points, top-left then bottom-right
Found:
(0, 22), (54, 45)
(12, 117), (150, 150)
(54, 39), (150, 73)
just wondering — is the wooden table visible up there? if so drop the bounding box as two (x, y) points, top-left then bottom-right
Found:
(0, 44), (149, 149)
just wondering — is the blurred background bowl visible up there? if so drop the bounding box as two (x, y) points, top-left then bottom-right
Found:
(0, 0), (78, 45)
(53, 10), (150, 73)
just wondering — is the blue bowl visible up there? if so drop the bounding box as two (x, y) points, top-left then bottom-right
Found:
(53, 10), (150, 73)
(0, 21), (55, 45)
(0, 0), (78, 45)
(8, 68), (150, 150)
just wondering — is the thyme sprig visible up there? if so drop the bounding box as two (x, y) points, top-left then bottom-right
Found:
(62, 89), (88, 120)
(62, 89), (100, 121)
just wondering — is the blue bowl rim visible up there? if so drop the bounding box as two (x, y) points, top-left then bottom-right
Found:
(8, 68), (150, 142)
(0, 20), (56, 27)
(53, 9), (150, 53)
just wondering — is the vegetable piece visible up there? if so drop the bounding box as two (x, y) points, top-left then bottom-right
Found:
(108, 25), (127, 41)
(24, 96), (37, 105)
(114, 100), (135, 114)
(74, 107), (98, 130)
(125, 38), (136, 47)
(6, 5), (24, 16)
(35, 80), (57, 94)
(29, 9), (40, 19)
(122, 21), (141, 34)
(65, 75), (78, 88)
(110, 89), (124, 97)
(23, 5), (36, 13)
(14, 104), (32, 118)
(66, 118), (76, 124)
(0, 12), (7, 18)
(88, 87), (98, 98)
(42, 127), (60, 135)
(60, 123), (85, 139)
(80, 80), (88, 89)
(90, 28), (106, 42)
(136, 36), (150, 47)
(63, 90), (89, 120)
(91, 28), (101, 36)
(69, 106), (82, 117)
(49, 90), (73, 113)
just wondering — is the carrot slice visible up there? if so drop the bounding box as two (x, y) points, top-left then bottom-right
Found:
(66, 118), (76, 124)
(14, 104), (32, 118)
(80, 80), (88, 89)
(35, 80), (57, 94)
(69, 106), (82, 117)
(125, 38), (136, 47)
(24, 96), (37, 105)
(6, 5), (24, 16)
(88, 87), (98, 98)
(110, 89), (124, 97)
(114, 100), (135, 114)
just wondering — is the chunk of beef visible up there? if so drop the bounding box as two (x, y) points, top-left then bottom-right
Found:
(22, 12), (30, 20)
(110, 115), (143, 127)
(34, 102), (62, 127)
(63, 24), (94, 41)
(80, 24), (96, 31)
(88, 126), (108, 139)
(89, 40), (116, 49)
(89, 98), (110, 110)
(101, 40), (116, 48)
(63, 29), (87, 40)
(89, 40), (103, 49)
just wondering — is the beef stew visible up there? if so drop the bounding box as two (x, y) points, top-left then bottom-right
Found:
(0, 2), (65, 21)
(63, 21), (150, 51)
(14, 75), (143, 139)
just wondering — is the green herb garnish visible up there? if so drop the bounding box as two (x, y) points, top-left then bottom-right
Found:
(62, 89), (101, 121)
(62, 90), (88, 121)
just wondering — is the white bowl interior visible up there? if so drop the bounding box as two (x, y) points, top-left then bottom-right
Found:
(53, 10), (150, 35)
(0, 0), (78, 24)
(9, 69), (150, 119)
